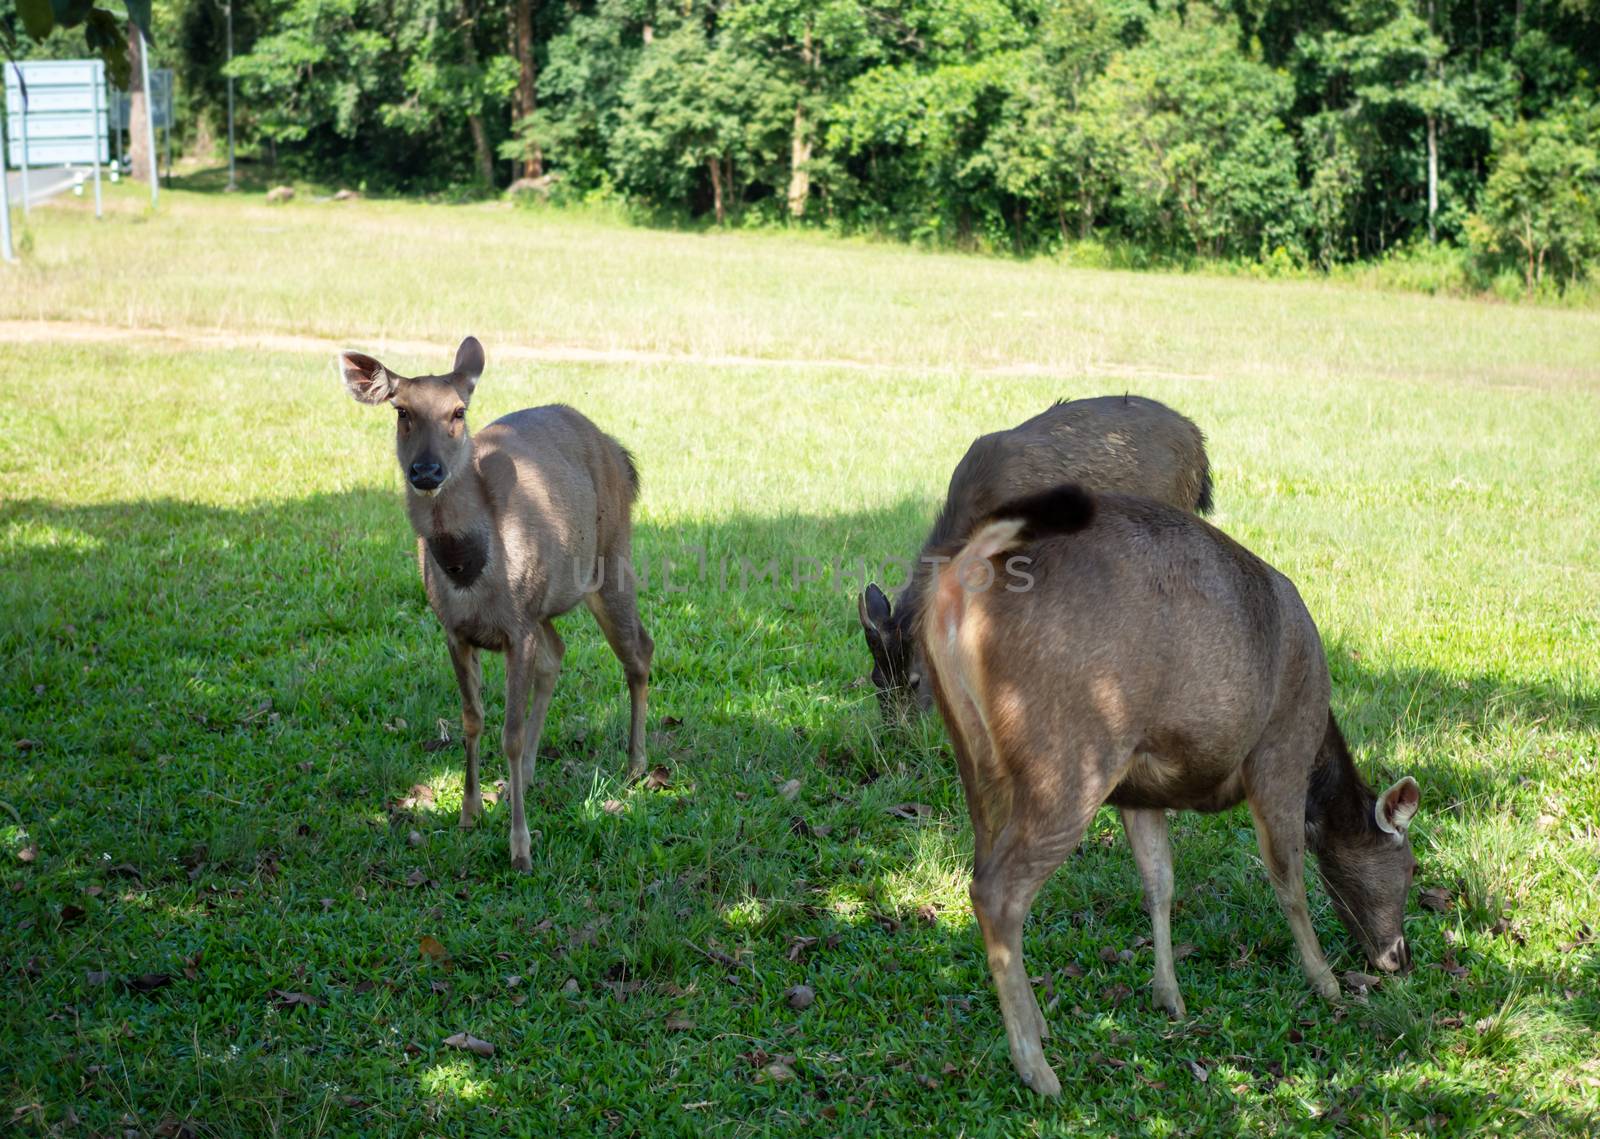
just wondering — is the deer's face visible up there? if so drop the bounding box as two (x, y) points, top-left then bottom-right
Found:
(858, 585), (930, 719)
(391, 377), (471, 495)
(340, 337), (484, 496)
(1318, 777), (1421, 974)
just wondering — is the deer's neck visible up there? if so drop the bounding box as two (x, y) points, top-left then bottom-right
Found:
(405, 448), (491, 543)
(1304, 711), (1376, 852)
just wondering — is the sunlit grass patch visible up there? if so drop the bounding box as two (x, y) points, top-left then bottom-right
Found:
(2, 194), (1598, 1136)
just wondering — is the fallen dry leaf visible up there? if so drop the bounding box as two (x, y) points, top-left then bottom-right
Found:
(59, 904), (87, 926)
(885, 802), (932, 821)
(16, 844), (37, 864)
(85, 970), (112, 986)
(443, 1032), (494, 1057)
(778, 778), (802, 801)
(1188, 1059), (1210, 1084)
(1418, 887), (1452, 913)
(757, 1061), (796, 1084)
(126, 973), (173, 994)
(1343, 971), (1382, 992)
(642, 766), (672, 791)
(407, 830), (425, 848)
(1173, 943), (1198, 960)
(419, 935), (453, 969)
(664, 1013), (695, 1032)
(785, 984), (816, 1011)
(271, 989), (322, 1010)
(601, 799), (625, 814)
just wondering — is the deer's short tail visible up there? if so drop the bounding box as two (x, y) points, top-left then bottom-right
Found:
(922, 485), (1095, 654)
(964, 484), (1096, 561)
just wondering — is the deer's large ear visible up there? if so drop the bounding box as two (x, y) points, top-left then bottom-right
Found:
(452, 336), (484, 403)
(340, 352), (396, 405)
(859, 584), (892, 640)
(1375, 777), (1421, 836)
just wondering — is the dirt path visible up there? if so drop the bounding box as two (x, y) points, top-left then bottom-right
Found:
(0, 317), (1214, 385)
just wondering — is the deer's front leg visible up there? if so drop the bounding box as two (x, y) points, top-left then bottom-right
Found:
(446, 636), (484, 829)
(1121, 807), (1185, 1018)
(501, 635), (542, 873)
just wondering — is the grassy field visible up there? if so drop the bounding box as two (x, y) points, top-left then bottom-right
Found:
(2, 180), (1598, 1137)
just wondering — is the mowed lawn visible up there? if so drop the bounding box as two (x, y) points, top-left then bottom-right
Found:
(2, 184), (1598, 1137)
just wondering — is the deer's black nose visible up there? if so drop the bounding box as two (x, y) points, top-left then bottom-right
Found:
(409, 460), (444, 491)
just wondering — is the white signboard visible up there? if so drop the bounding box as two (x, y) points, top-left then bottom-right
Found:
(5, 60), (110, 168)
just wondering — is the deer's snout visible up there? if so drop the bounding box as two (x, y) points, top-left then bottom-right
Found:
(1373, 936), (1412, 974)
(409, 459), (445, 493)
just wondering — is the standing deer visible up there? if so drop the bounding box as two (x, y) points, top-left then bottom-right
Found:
(918, 485), (1421, 1097)
(340, 337), (653, 872)
(858, 395), (1212, 718)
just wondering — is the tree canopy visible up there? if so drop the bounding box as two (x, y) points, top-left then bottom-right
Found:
(5, 0), (1600, 288)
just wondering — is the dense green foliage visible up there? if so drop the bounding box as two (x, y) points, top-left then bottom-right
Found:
(5, 0), (1600, 288)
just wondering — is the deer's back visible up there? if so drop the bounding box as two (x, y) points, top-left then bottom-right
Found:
(956, 495), (1326, 813)
(930, 397), (1208, 549)
(451, 405), (637, 625)
(476, 404), (637, 550)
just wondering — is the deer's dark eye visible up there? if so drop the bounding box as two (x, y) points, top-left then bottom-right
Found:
(452, 407), (465, 421)
(396, 407), (410, 420)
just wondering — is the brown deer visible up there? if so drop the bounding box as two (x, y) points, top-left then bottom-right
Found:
(917, 485), (1421, 1097)
(859, 395), (1212, 718)
(340, 337), (652, 872)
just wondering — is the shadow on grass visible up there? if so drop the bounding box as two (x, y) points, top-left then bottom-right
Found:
(2, 488), (1596, 1133)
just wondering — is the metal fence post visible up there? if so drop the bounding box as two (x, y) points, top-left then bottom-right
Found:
(15, 65), (30, 218)
(140, 32), (158, 208)
(91, 63), (105, 219)
(1, 92), (15, 262)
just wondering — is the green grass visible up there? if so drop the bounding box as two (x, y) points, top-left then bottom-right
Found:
(2, 180), (1599, 1137)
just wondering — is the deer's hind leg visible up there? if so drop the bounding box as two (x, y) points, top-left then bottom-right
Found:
(584, 568), (654, 781)
(446, 636), (485, 829)
(501, 626), (562, 873)
(964, 730), (1112, 1099)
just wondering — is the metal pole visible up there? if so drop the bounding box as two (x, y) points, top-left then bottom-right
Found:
(1, 86), (15, 262)
(16, 66), (30, 218)
(91, 63), (104, 219)
(226, 1), (236, 191)
(140, 31), (158, 208)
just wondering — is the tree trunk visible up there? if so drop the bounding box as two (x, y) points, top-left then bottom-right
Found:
(513, 0), (543, 178)
(469, 114), (495, 187)
(1426, 0), (1439, 243)
(708, 155), (725, 225)
(786, 24), (816, 220)
(459, 0), (496, 188)
(127, 29), (152, 183)
(1426, 113), (1438, 243)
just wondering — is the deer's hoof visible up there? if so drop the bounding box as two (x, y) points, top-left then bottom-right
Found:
(1154, 984), (1187, 1020)
(510, 853), (532, 874)
(458, 798), (483, 830)
(1018, 1061), (1062, 1098)
(1314, 974), (1340, 1002)
(625, 755), (647, 782)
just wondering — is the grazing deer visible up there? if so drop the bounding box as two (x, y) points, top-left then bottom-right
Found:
(918, 485), (1420, 1097)
(340, 337), (653, 872)
(858, 395), (1212, 717)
